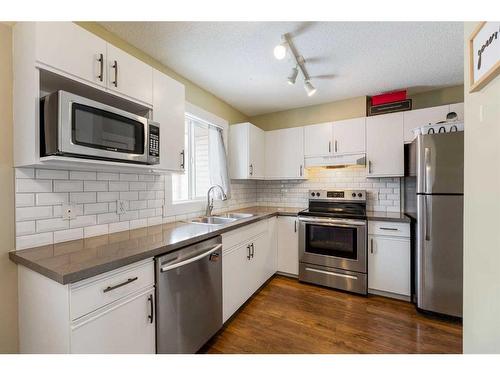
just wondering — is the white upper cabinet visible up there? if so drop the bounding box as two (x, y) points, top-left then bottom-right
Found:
(229, 122), (265, 179)
(266, 127), (305, 179)
(152, 69), (186, 172)
(403, 105), (449, 143)
(106, 44), (153, 105)
(366, 112), (404, 178)
(35, 22), (107, 88)
(304, 123), (332, 157)
(332, 117), (366, 155)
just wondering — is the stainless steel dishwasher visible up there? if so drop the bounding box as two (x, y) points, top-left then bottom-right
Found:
(155, 235), (222, 354)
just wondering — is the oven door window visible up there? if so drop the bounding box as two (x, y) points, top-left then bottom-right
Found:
(305, 224), (358, 260)
(71, 103), (145, 154)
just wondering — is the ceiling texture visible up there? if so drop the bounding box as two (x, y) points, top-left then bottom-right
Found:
(99, 22), (464, 116)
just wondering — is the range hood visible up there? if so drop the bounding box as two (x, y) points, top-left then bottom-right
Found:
(304, 153), (366, 168)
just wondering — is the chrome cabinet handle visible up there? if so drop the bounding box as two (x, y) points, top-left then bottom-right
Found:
(97, 53), (104, 82)
(160, 244), (223, 272)
(370, 238), (374, 254)
(250, 243), (255, 258)
(112, 60), (118, 87)
(335, 140), (338, 153)
(103, 277), (138, 293)
(329, 141), (331, 153)
(368, 160), (372, 174)
(300, 165), (303, 177)
(180, 150), (185, 169)
(148, 294), (154, 324)
(294, 220), (297, 232)
(247, 244), (252, 260)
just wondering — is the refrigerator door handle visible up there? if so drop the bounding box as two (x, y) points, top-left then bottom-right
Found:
(424, 147), (431, 193)
(424, 195), (430, 241)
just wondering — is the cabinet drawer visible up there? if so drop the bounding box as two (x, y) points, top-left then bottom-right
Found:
(222, 219), (268, 253)
(70, 259), (154, 320)
(368, 221), (410, 237)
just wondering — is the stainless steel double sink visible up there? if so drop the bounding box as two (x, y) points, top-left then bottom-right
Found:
(189, 212), (254, 226)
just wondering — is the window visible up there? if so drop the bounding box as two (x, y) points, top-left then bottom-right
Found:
(172, 115), (215, 202)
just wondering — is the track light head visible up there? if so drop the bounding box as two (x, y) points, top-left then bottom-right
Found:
(273, 42), (287, 60)
(304, 80), (317, 96)
(287, 66), (299, 85)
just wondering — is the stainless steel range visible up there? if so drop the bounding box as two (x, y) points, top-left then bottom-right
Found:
(298, 190), (368, 295)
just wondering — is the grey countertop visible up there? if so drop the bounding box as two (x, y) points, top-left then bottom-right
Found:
(9, 206), (300, 285)
(366, 211), (412, 223)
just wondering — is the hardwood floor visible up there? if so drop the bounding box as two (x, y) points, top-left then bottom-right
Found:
(202, 275), (462, 354)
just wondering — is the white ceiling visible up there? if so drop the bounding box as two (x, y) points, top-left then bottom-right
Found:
(99, 22), (464, 116)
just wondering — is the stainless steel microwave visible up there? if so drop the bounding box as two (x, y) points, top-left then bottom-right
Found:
(40, 90), (160, 165)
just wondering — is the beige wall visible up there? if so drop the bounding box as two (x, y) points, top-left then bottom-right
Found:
(0, 23), (18, 353)
(463, 22), (500, 353)
(249, 85), (464, 131)
(76, 22), (248, 125)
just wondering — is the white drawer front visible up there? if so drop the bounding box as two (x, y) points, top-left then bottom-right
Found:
(368, 221), (410, 237)
(70, 259), (154, 320)
(222, 219), (268, 253)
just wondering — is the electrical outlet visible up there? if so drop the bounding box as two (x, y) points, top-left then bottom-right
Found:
(116, 200), (126, 215)
(61, 203), (77, 220)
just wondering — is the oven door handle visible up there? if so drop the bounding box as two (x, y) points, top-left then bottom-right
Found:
(298, 216), (366, 227)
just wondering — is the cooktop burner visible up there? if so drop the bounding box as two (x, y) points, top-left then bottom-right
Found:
(299, 189), (367, 220)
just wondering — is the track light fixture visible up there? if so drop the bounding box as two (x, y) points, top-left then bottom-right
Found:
(304, 80), (317, 96)
(275, 33), (317, 96)
(288, 66), (299, 85)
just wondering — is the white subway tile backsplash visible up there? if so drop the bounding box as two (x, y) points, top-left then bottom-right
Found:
(120, 191), (139, 201)
(84, 180), (108, 192)
(129, 200), (147, 210)
(120, 211), (139, 222)
(36, 192), (69, 206)
(16, 168), (35, 179)
(84, 224), (109, 238)
(130, 218), (148, 229)
(53, 228), (83, 243)
(129, 182), (147, 191)
(16, 194), (35, 207)
(120, 173), (138, 181)
(97, 191), (119, 202)
(97, 172), (119, 181)
(139, 208), (156, 219)
(148, 216), (163, 226)
(36, 169), (69, 180)
(70, 192), (96, 204)
(16, 232), (53, 250)
(84, 202), (109, 215)
(98, 212), (119, 224)
(70, 215), (97, 229)
(16, 179), (52, 193)
(54, 180), (83, 192)
(16, 206), (53, 221)
(148, 199), (163, 209)
(138, 174), (155, 182)
(139, 191), (156, 200)
(70, 171), (97, 180)
(16, 221), (36, 236)
(36, 218), (69, 233)
(109, 181), (129, 191)
(109, 221), (130, 233)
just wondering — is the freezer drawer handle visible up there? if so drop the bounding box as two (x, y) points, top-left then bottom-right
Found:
(160, 244), (223, 272)
(103, 277), (138, 293)
(305, 267), (358, 280)
(379, 227), (398, 231)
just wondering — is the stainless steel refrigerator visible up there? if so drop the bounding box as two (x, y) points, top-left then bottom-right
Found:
(405, 131), (464, 318)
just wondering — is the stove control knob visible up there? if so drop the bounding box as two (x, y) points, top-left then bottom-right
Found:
(358, 193), (363, 198)
(352, 193), (356, 198)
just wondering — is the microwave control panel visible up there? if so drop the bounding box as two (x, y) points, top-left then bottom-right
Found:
(148, 123), (160, 164)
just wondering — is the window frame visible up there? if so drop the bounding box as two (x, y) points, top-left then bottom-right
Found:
(164, 102), (229, 217)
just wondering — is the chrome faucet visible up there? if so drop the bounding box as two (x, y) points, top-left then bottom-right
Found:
(206, 185), (228, 216)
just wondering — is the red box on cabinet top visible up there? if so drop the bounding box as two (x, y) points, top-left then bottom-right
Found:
(371, 90), (407, 106)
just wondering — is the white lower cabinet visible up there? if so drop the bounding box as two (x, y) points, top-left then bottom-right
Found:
(222, 219), (277, 322)
(368, 221), (411, 298)
(71, 288), (155, 354)
(277, 216), (299, 276)
(17, 259), (155, 353)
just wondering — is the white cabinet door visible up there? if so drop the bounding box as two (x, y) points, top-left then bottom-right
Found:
(332, 117), (366, 154)
(71, 288), (155, 354)
(449, 102), (464, 122)
(366, 112), (404, 177)
(304, 123), (332, 157)
(222, 243), (252, 322)
(107, 44), (153, 105)
(251, 231), (275, 289)
(368, 235), (410, 296)
(403, 105), (449, 143)
(35, 22), (107, 87)
(277, 216), (299, 275)
(248, 124), (266, 179)
(152, 69), (186, 172)
(266, 127), (305, 179)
